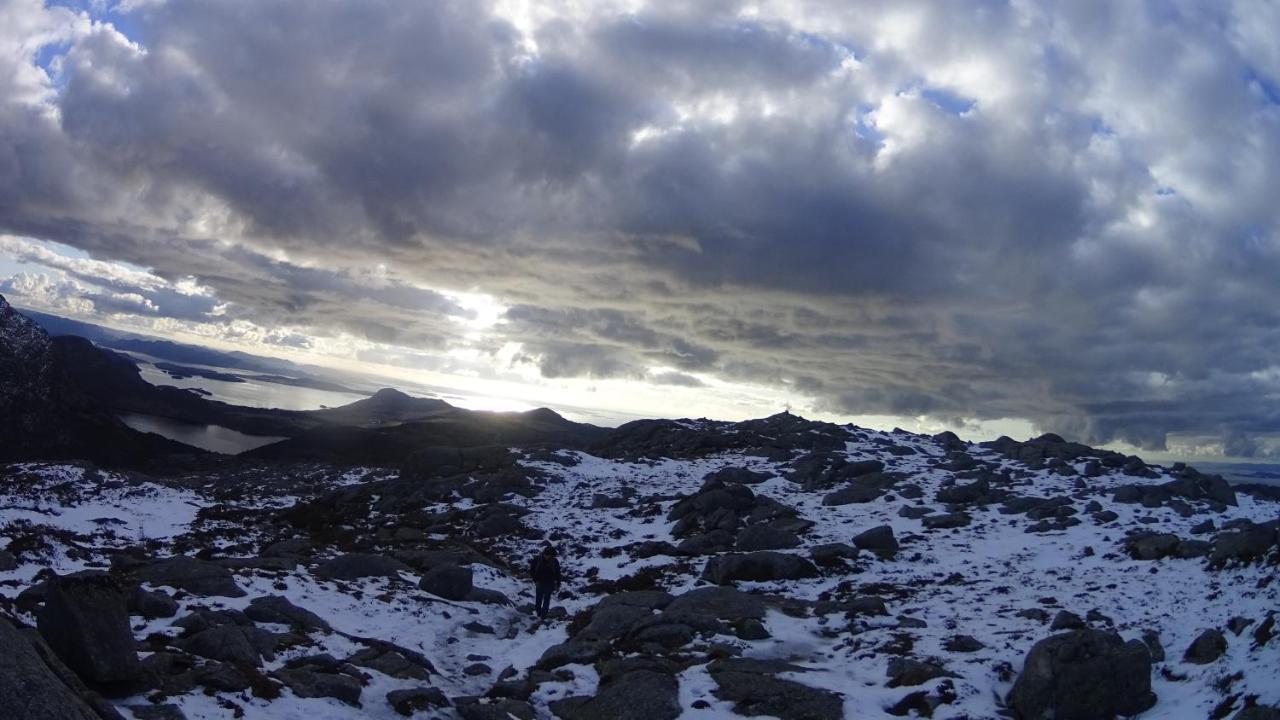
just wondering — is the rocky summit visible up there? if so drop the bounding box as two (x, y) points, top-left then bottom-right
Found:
(0, 414), (1276, 720)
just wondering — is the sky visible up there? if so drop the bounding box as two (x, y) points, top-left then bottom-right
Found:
(1, 0), (1279, 460)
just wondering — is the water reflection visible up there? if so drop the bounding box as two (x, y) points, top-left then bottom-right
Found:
(119, 413), (286, 455)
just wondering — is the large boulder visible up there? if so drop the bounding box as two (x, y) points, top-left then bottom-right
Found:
(314, 553), (412, 581)
(134, 557), (245, 597)
(735, 524), (802, 551)
(708, 658), (843, 720)
(701, 552), (819, 585)
(0, 618), (105, 720)
(1183, 629), (1227, 664)
(244, 595), (331, 631)
(852, 525), (899, 559)
(549, 669), (679, 720)
(419, 564), (473, 601)
(664, 587), (765, 622)
(1008, 629), (1155, 720)
(36, 572), (141, 694)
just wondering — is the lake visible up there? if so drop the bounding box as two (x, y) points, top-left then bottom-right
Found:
(119, 412), (287, 455)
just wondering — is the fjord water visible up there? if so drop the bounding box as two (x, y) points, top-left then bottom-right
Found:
(118, 412), (287, 454)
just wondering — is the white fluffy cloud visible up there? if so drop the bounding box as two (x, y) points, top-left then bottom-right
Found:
(1, 0), (1278, 456)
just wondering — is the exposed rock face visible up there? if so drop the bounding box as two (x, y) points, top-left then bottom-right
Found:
(701, 552), (820, 584)
(36, 572), (141, 695)
(708, 658), (844, 720)
(1008, 629), (1155, 720)
(0, 294), (192, 466)
(1183, 629), (1227, 664)
(0, 618), (104, 720)
(550, 669), (680, 720)
(134, 557), (246, 597)
(419, 564), (474, 600)
(244, 595), (330, 631)
(853, 525), (899, 559)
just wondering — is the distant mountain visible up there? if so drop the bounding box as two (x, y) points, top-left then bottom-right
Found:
(0, 295), (203, 466)
(245, 403), (607, 465)
(307, 388), (453, 427)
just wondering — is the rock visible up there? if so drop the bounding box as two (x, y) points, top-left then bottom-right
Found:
(130, 588), (178, 620)
(347, 643), (435, 680)
(809, 543), (859, 566)
(1007, 629), (1155, 720)
(134, 557), (245, 597)
(262, 537), (314, 558)
(708, 658), (843, 720)
(1190, 519), (1216, 535)
(193, 662), (251, 692)
(274, 668), (363, 706)
(0, 550), (17, 571)
(1210, 524), (1277, 567)
(314, 553), (411, 580)
(1183, 629), (1227, 664)
(701, 552), (819, 585)
(664, 586), (765, 621)
(735, 524), (802, 551)
(898, 506), (934, 519)
(37, 572), (141, 694)
(944, 635), (985, 652)
(549, 669), (680, 720)
(244, 595), (330, 631)
(0, 618), (103, 720)
(921, 512), (972, 530)
(852, 525), (898, 559)
(179, 625), (268, 666)
(886, 657), (950, 687)
(822, 484), (883, 506)
(1141, 630), (1165, 662)
(419, 564), (473, 601)
(1050, 611), (1085, 631)
(1126, 533), (1181, 560)
(387, 687), (450, 716)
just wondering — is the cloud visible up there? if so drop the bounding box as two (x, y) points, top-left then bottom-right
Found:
(0, 0), (1278, 455)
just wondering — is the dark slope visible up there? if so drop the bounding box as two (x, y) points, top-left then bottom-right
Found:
(245, 404), (607, 465)
(0, 295), (202, 467)
(305, 388), (452, 427)
(50, 335), (322, 437)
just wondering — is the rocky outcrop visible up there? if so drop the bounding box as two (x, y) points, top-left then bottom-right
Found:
(36, 572), (141, 695)
(1008, 629), (1155, 720)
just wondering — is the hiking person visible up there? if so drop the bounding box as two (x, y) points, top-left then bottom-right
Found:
(530, 544), (561, 618)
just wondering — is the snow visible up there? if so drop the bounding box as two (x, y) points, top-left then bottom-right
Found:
(1, 427), (1278, 719)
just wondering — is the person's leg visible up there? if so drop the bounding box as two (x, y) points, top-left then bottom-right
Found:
(535, 583), (549, 616)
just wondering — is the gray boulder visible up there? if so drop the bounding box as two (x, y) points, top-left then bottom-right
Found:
(701, 552), (819, 585)
(664, 586), (765, 621)
(1183, 629), (1227, 664)
(0, 618), (104, 720)
(549, 670), (679, 720)
(244, 595), (331, 631)
(1008, 629), (1155, 720)
(37, 572), (141, 694)
(735, 524), (802, 551)
(274, 668), (363, 706)
(129, 588), (178, 620)
(135, 557), (245, 597)
(387, 687), (450, 715)
(708, 658), (843, 720)
(419, 564), (473, 601)
(852, 525), (899, 559)
(314, 553), (411, 581)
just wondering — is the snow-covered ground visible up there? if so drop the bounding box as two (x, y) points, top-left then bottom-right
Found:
(1, 424), (1277, 720)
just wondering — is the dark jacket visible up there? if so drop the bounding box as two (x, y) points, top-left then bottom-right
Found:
(530, 554), (561, 586)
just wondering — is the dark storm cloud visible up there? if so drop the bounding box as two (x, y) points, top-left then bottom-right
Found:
(2, 0), (1279, 454)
